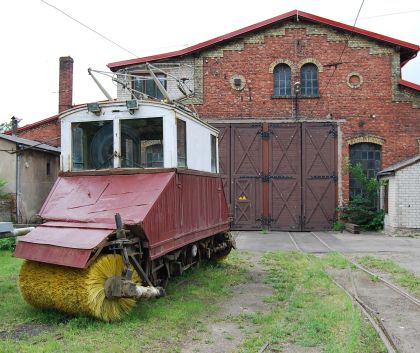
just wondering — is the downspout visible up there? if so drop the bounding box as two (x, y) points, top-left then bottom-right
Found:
(11, 117), (21, 224)
(15, 145), (21, 224)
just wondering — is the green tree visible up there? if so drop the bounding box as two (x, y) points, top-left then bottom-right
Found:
(337, 162), (384, 231)
(0, 118), (22, 133)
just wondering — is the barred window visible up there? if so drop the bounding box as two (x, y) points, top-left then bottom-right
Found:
(349, 143), (381, 199)
(132, 74), (166, 100)
(273, 64), (291, 97)
(300, 63), (318, 97)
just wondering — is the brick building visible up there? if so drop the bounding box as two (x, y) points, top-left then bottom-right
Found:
(14, 10), (419, 231)
(107, 10), (419, 231)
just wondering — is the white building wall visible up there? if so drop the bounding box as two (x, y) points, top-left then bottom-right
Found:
(396, 162), (420, 228)
(116, 58), (195, 102)
(382, 161), (420, 234)
(383, 175), (397, 229)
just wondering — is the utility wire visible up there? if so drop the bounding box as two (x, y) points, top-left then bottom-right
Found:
(344, 9), (420, 22)
(40, 0), (139, 58)
(326, 0), (365, 90)
(308, 0), (365, 118)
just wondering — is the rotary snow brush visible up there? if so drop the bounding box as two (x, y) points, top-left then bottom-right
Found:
(17, 214), (165, 322)
(19, 254), (164, 321)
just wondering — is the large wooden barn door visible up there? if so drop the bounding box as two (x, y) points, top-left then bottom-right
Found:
(212, 122), (336, 231)
(269, 124), (302, 231)
(231, 125), (263, 230)
(301, 123), (337, 231)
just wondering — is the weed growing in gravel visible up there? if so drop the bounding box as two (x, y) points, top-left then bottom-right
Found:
(236, 252), (386, 353)
(358, 256), (420, 296)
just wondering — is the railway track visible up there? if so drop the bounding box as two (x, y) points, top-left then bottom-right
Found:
(287, 231), (420, 353)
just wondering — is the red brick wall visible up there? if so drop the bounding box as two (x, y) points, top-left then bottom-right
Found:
(188, 22), (419, 202)
(18, 120), (61, 147)
(59, 56), (74, 113)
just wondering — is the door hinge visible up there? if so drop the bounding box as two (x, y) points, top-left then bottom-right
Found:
(309, 175), (337, 182)
(272, 175), (295, 180)
(257, 130), (272, 139)
(239, 174), (295, 182)
(328, 124), (337, 138)
(239, 174), (271, 182)
(261, 175), (270, 182)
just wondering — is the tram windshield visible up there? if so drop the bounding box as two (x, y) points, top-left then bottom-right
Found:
(120, 118), (163, 168)
(71, 117), (164, 170)
(72, 121), (114, 170)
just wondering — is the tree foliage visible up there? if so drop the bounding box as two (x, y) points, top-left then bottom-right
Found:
(0, 118), (22, 133)
(337, 162), (384, 231)
(0, 179), (9, 199)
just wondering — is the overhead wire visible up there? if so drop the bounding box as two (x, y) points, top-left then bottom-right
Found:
(343, 9), (420, 22)
(40, 0), (139, 58)
(307, 0), (366, 118)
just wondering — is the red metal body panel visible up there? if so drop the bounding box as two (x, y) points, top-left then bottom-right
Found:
(15, 224), (111, 249)
(143, 172), (230, 259)
(39, 172), (174, 224)
(14, 224), (111, 268)
(14, 242), (91, 268)
(108, 10), (418, 71)
(14, 170), (230, 266)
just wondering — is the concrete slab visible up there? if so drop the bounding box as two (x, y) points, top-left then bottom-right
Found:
(234, 230), (420, 276)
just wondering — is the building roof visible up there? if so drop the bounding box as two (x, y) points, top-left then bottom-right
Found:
(3, 114), (59, 135)
(108, 9), (419, 72)
(377, 154), (420, 176)
(399, 79), (420, 91)
(0, 133), (61, 154)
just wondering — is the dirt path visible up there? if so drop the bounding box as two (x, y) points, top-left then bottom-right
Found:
(329, 267), (420, 353)
(180, 253), (274, 353)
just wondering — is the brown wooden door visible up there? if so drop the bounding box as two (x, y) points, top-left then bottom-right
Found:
(269, 124), (302, 231)
(231, 125), (263, 230)
(302, 123), (337, 230)
(212, 122), (336, 231)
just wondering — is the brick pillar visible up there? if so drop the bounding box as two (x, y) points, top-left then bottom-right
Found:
(59, 56), (73, 113)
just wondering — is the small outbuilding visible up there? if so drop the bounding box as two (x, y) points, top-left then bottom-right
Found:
(378, 155), (420, 236)
(0, 133), (60, 223)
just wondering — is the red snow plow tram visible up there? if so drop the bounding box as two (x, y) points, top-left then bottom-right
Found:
(14, 99), (234, 321)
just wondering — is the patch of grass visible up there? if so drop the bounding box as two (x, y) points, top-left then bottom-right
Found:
(320, 251), (352, 269)
(0, 238), (15, 251)
(236, 252), (386, 353)
(0, 250), (247, 353)
(357, 256), (420, 296)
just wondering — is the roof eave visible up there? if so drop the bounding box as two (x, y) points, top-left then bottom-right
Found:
(107, 9), (419, 72)
(399, 79), (420, 91)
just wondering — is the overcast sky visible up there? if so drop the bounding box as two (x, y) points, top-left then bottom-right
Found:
(1, 0), (418, 127)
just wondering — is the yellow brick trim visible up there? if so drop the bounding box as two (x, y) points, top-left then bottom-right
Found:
(268, 59), (296, 73)
(297, 58), (323, 72)
(347, 135), (385, 146)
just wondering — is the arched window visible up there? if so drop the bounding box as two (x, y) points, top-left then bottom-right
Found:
(349, 143), (381, 199)
(273, 64), (291, 97)
(300, 63), (318, 97)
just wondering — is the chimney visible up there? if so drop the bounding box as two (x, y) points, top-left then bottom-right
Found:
(11, 116), (18, 136)
(59, 56), (74, 113)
